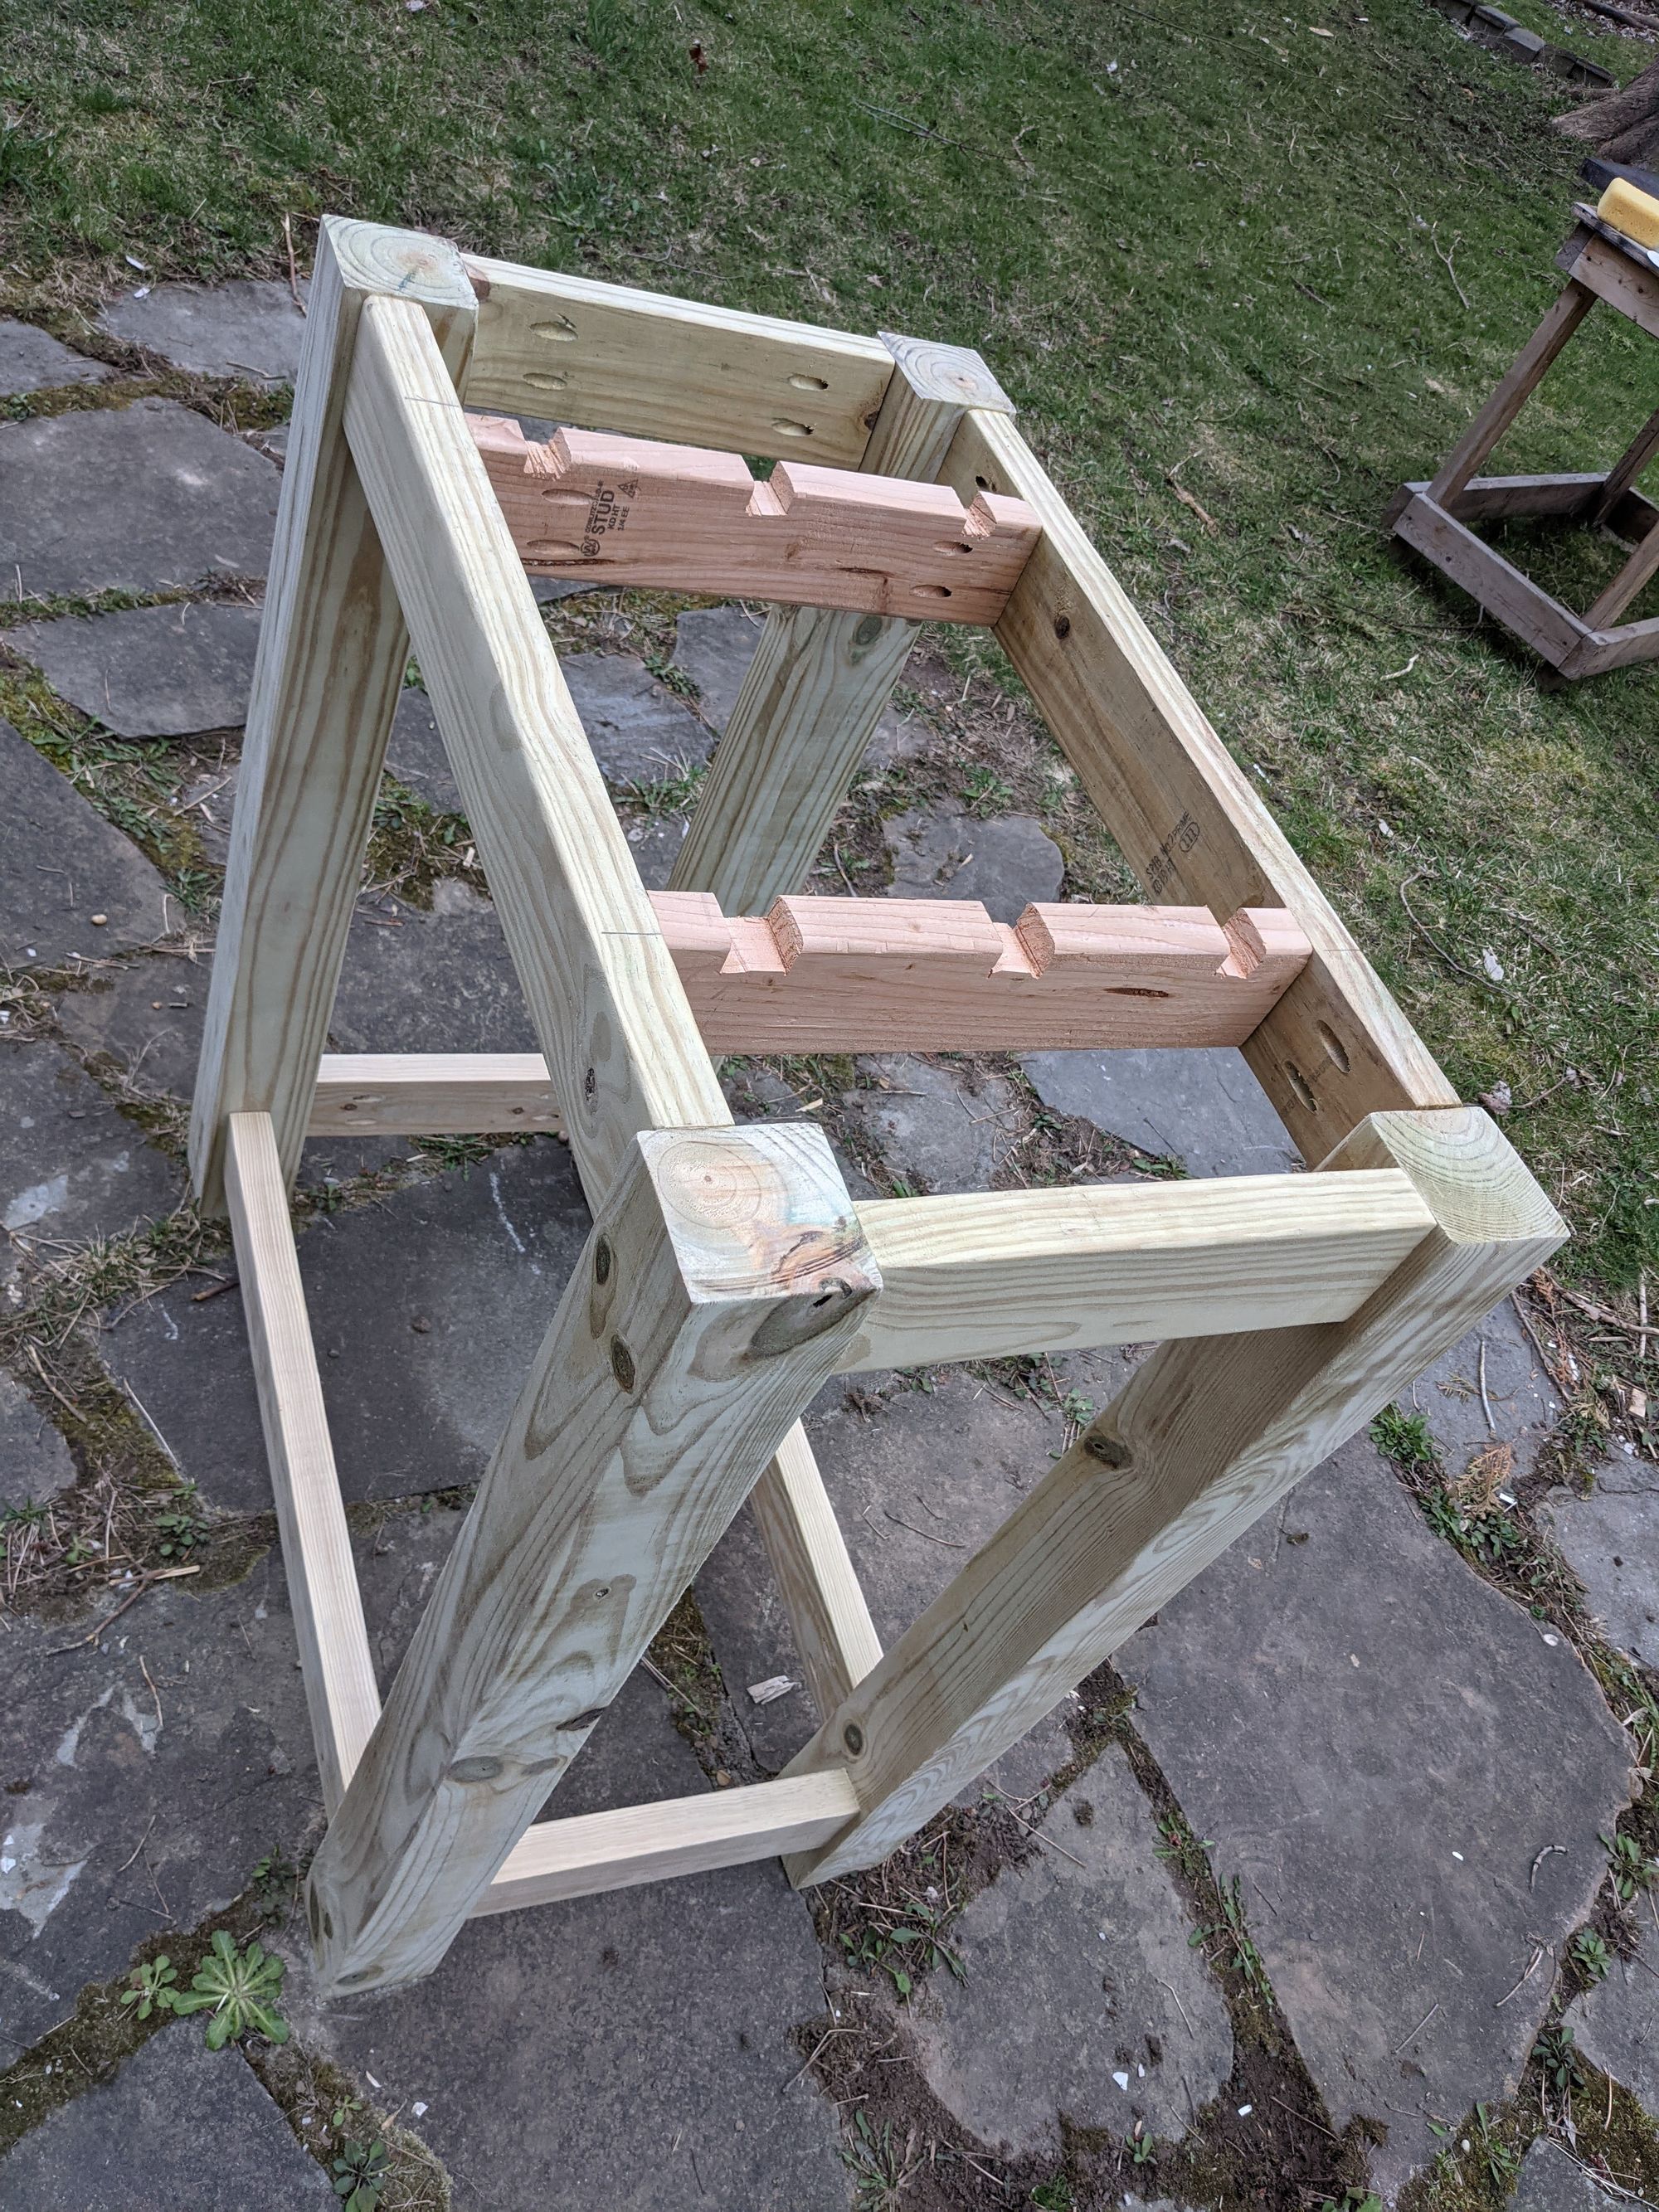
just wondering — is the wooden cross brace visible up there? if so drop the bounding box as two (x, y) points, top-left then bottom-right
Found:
(192, 217), (1564, 1998)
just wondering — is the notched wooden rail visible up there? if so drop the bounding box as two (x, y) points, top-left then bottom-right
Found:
(470, 418), (1039, 622)
(311, 892), (1309, 1119)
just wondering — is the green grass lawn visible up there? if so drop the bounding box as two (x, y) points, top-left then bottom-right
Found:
(3, 0), (1657, 1303)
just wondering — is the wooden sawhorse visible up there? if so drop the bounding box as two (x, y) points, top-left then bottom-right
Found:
(194, 218), (1564, 1996)
(1391, 202), (1659, 679)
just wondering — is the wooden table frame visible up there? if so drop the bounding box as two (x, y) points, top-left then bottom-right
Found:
(1389, 207), (1659, 679)
(192, 217), (1564, 1996)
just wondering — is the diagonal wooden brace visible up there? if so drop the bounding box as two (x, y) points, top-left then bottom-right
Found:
(781, 1105), (1564, 1885)
(304, 1121), (879, 1994)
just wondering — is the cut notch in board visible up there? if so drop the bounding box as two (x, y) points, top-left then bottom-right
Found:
(469, 418), (1039, 623)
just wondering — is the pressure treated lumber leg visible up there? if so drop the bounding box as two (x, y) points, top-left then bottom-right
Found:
(782, 1106), (1563, 1884)
(662, 336), (1015, 1700)
(304, 1122), (879, 1993)
(669, 334), (1014, 914)
(1427, 280), (1595, 508)
(188, 219), (477, 1213)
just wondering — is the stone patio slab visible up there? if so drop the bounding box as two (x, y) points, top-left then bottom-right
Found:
(284, 1665), (852, 2212)
(1510, 2137), (1625, 2212)
(696, 1363), (1123, 1787)
(1564, 1927), (1659, 2115)
(1540, 1456), (1659, 1669)
(910, 1745), (1233, 2158)
(54, 953), (212, 1099)
(0, 2026), (334, 2208)
(97, 279), (308, 385)
(2, 1042), (181, 1284)
(1116, 1437), (1636, 2200)
(103, 1137), (589, 1512)
(0, 400), (280, 600)
(0, 321), (109, 398)
(0, 1369), (74, 1511)
(564, 653), (714, 787)
(383, 685), (460, 812)
(841, 1055), (1020, 1194)
(0, 718), (170, 970)
(0, 1564), (319, 2055)
(883, 804), (1063, 922)
(1021, 1045), (1301, 1177)
(3, 602), (261, 740)
(1407, 1295), (1563, 1482)
(328, 881), (538, 1056)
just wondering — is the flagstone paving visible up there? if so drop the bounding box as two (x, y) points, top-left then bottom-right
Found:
(0, 320), (109, 398)
(1, 1042), (182, 1286)
(0, 718), (171, 970)
(96, 279), (308, 386)
(1540, 1454), (1659, 1668)
(1115, 1436), (1637, 2200)
(0, 2026), (336, 2210)
(1021, 1044), (1303, 1178)
(909, 1747), (1233, 2159)
(0, 400), (280, 599)
(1564, 1927), (1659, 2113)
(0, 1369), (74, 1511)
(883, 800), (1063, 921)
(3, 601), (262, 741)
(1, 311), (1655, 2209)
(103, 1138), (588, 1512)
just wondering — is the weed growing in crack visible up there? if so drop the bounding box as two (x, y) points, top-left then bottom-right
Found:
(168, 1929), (290, 2049)
(839, 2108), (919, 2209)
(1369, 1405), (1438, 1471)
(119, 1955), (179, 2020)
(838, 1889), (966, 2002)
(330, 2133), (392, 2211)
(1603, 1830), (1657, 1904)
(1190, 1874), (1273, 2010)
(1569, 1929), (1613, 1983)
(1531, 2025), (1585, 2100)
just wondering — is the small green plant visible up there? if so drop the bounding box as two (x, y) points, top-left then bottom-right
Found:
(1533, 2024), (1584, 2096)
(1318, 2194), (1382, 2212)
(1603, 1830), (1657, 1903)
(1031, 2180), (1075, 2211)
(1126, 2122), (1156, 2166)
(332, 2137), (391, 2212)
(169, 1929), (290, 2049)
(962, 765), (1014, 818)
(1571, 1929), (1613, 1982)
(1370, 1405), (1437, 1470)
(1472, 2103), (1518, 2187)
(152, 1481), (206, 1559)
(839, 1894), (965, 2000)
(840, 2107), (912, 2207)
(1190, 1875), (1272, 2007)
(618, 761), (705, 820)
(119, 1954), (178, 2020)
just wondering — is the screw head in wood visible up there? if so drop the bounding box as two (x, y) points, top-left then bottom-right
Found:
(583, 1066), (597, 1101)
(611, 1335), (635, 1391)
(1053, 613), (1072, 639)
(843, 1722), (865, 1756)
(594, 1234), (612, 1286)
